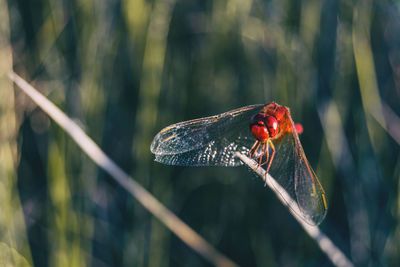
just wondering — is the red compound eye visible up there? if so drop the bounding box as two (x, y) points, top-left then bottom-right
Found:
(250, 113), (266, 126)
(250, 113), (269, 141)
(250, 124), (269, 141)
(264, 116), (279, 137)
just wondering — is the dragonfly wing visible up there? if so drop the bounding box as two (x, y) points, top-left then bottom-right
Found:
(269, 112), (327, 225)
(293, 144), (328, 225)
(153, 138), (249, 166)
(151, 104), (264, 167)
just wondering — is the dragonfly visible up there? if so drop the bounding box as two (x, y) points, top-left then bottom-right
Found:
(150, 102), (327, 225)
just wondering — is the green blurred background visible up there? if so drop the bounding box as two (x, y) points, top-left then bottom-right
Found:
(1, 0), (400, 266)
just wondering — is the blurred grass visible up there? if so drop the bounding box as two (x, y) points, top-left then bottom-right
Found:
(47, 135), (84, 267)
(0, 0), (32, 265)
(3, 0), (400, 266)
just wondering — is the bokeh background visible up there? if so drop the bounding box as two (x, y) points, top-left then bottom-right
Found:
(1, 0), (400, 266)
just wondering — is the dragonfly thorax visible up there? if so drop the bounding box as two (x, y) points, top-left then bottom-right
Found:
(249, 113), (279, 142)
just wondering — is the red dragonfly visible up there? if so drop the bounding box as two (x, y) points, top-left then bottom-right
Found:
(151, 102), (327, 225)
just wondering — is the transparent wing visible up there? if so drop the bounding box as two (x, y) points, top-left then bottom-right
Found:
(269, 112), (328, 225)
(151, 104), (264, 166)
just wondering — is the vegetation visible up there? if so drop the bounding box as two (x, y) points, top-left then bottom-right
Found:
(1, 0), (400, 266)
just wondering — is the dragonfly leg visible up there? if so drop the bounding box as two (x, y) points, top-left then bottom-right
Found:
(259, 141), (271, 186)
(259, 141), (269, 167)
(265, 139), (275, 174)
(249, 141), (260, 158)
(258, 143), (266, 165)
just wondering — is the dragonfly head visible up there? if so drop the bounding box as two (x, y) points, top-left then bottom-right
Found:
(249, 113), (279, 141)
